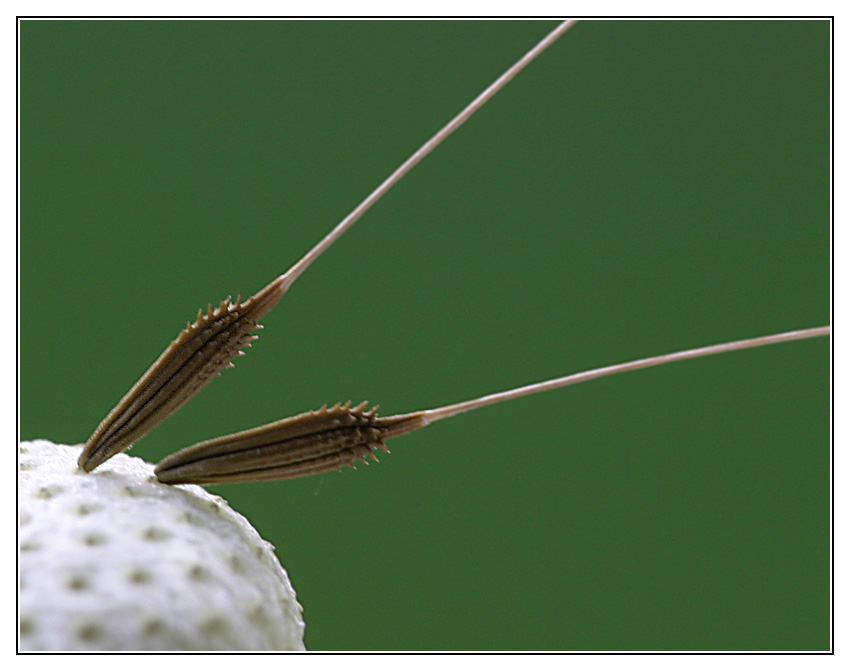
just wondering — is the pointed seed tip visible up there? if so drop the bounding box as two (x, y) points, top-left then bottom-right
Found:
(76, 450), (99, 473)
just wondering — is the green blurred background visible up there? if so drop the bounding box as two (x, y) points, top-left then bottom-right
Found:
(20, 20), (829, 650)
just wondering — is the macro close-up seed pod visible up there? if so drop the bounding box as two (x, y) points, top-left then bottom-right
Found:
(21, 18), (830, 651)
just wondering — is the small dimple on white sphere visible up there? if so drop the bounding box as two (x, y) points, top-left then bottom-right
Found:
(19, 440), (306, 651)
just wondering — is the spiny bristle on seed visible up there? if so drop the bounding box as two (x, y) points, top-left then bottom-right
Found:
(78, 277), (287, 474)
(154, 403), (426, 485)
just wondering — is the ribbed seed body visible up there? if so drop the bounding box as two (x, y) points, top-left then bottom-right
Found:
(155, 402), (428, 485)
(79, 278), (286, 472)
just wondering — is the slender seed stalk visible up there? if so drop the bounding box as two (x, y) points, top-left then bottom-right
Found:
(154, 326), (829, 486)
(80, 22), (575, 472)
(276, 20), (577, 292)
(420, 325), (832, 424)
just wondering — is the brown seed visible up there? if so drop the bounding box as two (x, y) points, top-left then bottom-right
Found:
(76, 24), (579, 476)
(154, 402), (427, 485)
(78, 277), (287, 473)
(154, 326), (829, 486)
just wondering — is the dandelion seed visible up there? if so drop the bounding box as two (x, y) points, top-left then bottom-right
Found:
(79, 21), (577, 473)
(79, 282), (286, 472)
(155, 326), (830, 485)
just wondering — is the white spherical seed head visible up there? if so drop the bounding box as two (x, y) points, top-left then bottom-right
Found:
(19, 440), (306, 651)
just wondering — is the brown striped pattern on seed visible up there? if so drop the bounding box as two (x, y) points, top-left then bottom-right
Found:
(78, 277), (287, 473)
(154, 402), (428, 485)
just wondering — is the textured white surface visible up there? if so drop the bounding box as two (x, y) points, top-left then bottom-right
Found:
(19, 440), (306, 651)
